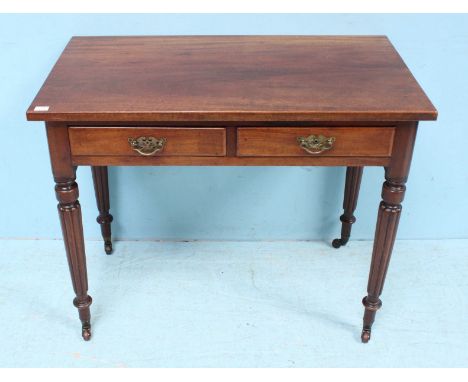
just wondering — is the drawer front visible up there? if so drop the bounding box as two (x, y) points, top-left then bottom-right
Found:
(69, 127), (226, 157)
(237, 127), (395, 157)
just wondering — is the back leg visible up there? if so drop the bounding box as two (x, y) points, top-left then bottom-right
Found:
(91, 166), (113, 254)
(332, 166), (363, 248)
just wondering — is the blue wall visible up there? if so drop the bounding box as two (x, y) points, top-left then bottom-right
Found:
(0, 14), (466, 240)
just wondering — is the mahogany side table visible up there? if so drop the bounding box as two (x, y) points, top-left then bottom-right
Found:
(26, 36), (437, 342)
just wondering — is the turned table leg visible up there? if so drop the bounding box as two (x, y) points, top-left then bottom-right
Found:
(332, 166), (363, 248)
(56, 178), (92, 341)
(361, 123), (417, 343)
(91, 166), (113, 254)
(47, 123), (93, 341)
(361, 178), (404, 342)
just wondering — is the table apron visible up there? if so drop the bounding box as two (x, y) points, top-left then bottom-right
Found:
(71, 155), (390, 166)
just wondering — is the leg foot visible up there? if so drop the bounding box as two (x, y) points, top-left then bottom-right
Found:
(82, 322), (92, 341)
(361, 296), (381, 343)
(104, 240), (113, 255)
(332, 238), (342, 248)
(332, 238), (349, 248)
(361, 328), (371, 343)
(74, 295), (92, 341)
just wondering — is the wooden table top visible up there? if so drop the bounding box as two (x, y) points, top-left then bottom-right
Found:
(27, 36), (437, 123)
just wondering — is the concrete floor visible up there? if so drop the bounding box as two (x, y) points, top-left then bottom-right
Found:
(0, 239), (467, 367)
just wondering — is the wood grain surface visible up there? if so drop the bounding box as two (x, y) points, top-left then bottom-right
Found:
(27, 36), (437, 122)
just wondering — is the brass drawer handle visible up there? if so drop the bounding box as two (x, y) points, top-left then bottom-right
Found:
(128, 136), (166, 156)
(297, 134), (336, 155)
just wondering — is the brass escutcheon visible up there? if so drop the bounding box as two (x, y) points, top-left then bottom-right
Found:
(128, 136), (166, 156)
(297, 134), (336, 155)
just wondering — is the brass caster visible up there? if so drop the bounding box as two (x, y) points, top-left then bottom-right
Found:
(104, 240), (113, 255)
(332, 238), (349, 248)
(361, 329), (371, 343)
(332, 238), (342, 248)
(82, 323), (92, 341)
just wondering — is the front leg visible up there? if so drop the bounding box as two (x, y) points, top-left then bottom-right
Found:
(361, 178), (404, 342)
(56, 178), (92, 341)
(47, 123), (92, 341)
(361, 123), (417, 343)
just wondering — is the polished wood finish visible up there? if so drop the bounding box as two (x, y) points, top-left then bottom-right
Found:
(332, 166), (364, 249)
(28, 36), (437, 342)
(237, 127), (394, 157)
(91, 166), (113, 255)
(69, 127), (226, 157)
(27, 36), (436, 123)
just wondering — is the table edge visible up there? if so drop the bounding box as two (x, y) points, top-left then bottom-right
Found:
(26, 110), (438, 123)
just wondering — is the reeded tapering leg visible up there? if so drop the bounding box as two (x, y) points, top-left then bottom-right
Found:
(47, 123), (93, 341)
(56, 179), (92, 341)
(332, 166), (363, 248)
(361, 178), (404, 343)
(361, 123), (418, 343)
(91, 166), (113, 255)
